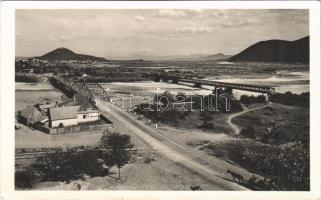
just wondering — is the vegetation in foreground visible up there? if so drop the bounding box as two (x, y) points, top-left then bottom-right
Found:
(234, 102), (309, 145)
(204, 136), (309, 191)
(15, 130), (134, 189)
(15, 74), (39, 83)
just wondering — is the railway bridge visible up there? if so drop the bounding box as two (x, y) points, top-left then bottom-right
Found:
(154, 75), (275, 95)
(51, 74), (110, 105)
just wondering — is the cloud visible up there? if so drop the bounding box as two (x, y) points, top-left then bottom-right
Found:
(153, 9), (204, 19)
(215, 18), (262, 28)
(177, 26), (213, 34)
(48, 35), (73, 42)
(133, 15), (146, 21)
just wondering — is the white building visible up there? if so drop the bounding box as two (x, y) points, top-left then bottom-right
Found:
(48, 106), (100, 128)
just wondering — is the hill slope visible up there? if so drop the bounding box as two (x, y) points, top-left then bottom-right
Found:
(229, 36), (309, 63)
(38, 47), (107, 61)
(202, 53), (231, 61)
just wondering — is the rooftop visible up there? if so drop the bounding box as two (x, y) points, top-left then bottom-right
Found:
(49, 106), (80, 121)
(20, 105), (48, 124)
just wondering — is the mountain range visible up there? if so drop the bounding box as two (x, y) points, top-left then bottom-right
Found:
(109, 53), (231, 61)
(229, 36), (309, 63)
(33, 35), (309, 63)
(36, 48), (230, 62)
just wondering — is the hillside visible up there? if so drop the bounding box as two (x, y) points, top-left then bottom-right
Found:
(202, 53), (231, 61)
(229, 36), (309, 63)
(38, 47), (107, 61)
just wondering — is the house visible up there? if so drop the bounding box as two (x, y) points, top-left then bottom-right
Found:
(77, 108), (100, 124)
(48, 106), (100, 128)
(18, 105), (48, 126)
(37, 101), (63, 112)
(48, 106), (80, 128)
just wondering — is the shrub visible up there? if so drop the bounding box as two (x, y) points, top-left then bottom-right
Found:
(239, 126), (255, 138)
(15, 75), (39, 83)
(269, 92), (309, 107)
(240, 95), (266, 105)
(15, 168), (38, 189)
(199, 121), (215, 129)
(31, 148), (108, 183)
(229, 143), (309, 191)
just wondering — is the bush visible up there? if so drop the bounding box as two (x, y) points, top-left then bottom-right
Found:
(200, 112), (213, 121)
(269, 92), (309, 107)
(15, 168), (38, 189)
(198, 121), (215, 129)
(240, 95), (266, 105)
(229, 143), (309, 191)
(31, 148), (108, 183)
(15, 75), (39, 83)
(239, 126), (255, 138)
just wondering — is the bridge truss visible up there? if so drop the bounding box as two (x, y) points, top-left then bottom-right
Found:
(155, 75), (275, 95)
(51, 75), (110, 104)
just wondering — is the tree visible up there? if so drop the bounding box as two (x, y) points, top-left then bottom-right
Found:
(154, 91), (173, 108)
(32, 148), (83, 182)
(100, 130), (134, 179)
(257, 95), (266, 103)
(31, 148), (107, 183)
(239, 125), (255, 138)
(15, 168), (38, 189)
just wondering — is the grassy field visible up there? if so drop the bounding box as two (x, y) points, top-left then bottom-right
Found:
(158, 110), (234, 134)
(232, 103), (309, 144)
(15, 90), (62, 113)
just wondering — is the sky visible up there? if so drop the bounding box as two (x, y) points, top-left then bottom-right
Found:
(16, 9), (309, 58)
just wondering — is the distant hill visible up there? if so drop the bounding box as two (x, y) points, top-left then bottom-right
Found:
(229, 36), (309, 63)
(202, 53), (231, 61)
(38, 47), (107, 61)
(111, 53), (230, 61)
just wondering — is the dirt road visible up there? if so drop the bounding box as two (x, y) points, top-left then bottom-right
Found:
(96, 99), (248, 191)
(227, 103), (272, 135)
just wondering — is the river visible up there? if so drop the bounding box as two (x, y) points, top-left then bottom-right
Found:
(104, 71), (309, 98)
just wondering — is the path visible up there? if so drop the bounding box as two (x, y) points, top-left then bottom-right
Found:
(227, 102), (272, 135)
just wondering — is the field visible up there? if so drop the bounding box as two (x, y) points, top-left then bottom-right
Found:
(232, 103), (309, 144)
(15, 90), (61, 113)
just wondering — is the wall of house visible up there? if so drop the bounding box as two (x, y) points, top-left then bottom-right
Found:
(51, 118), (78, 128)
(77, 112), (100, 124)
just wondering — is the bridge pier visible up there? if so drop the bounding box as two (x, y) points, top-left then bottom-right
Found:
(213, 86), (233, 95)
(172, 79), (178, 84)
(266, 94), (270, 102)
(194, 83), (202, 88)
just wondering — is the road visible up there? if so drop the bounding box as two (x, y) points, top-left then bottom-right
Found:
(227, 102), (272, 135)
(96, 99), (249, 191)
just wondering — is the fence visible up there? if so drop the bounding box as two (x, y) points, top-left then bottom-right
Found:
(49, 124), (113, 135)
